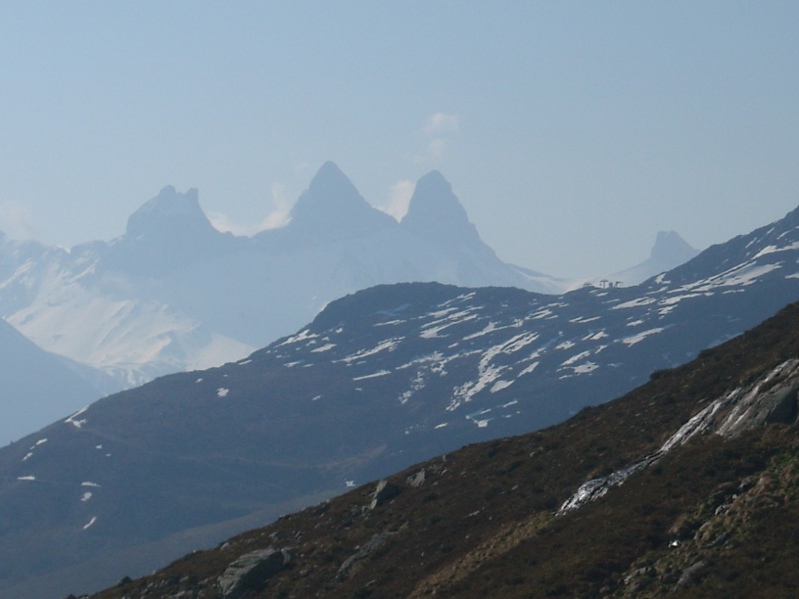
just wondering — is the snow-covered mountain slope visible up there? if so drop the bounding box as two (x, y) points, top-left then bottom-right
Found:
(0, 316), (112, 444)
(0, 230), (255, 388)
(0, 163), (563, 389)
(86, 302), (799, 599)
(3, 200), (799, 597)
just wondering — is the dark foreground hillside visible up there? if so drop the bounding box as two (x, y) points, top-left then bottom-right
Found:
(86, 300), (799, 599)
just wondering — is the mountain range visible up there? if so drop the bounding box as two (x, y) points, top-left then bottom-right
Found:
(87, 297), (799, 599)
(0, 162), (694, 442)
(1, 196), (799, 597)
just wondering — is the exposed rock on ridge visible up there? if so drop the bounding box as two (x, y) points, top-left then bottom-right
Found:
(0, 162), (565, 397)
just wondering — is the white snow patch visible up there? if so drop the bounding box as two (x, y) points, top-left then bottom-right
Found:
(622, 328), (665, 346)
(338, 338), (401, 364)
(573, 362), (599, 374)
(237, 359), (252, 365)
(613, 297), (656, 310)
(583, 331), (608, 341)
(659, 292), (705, 306)
(278, 329), (319, 346)
(569, 316), (600, 324)
(345, 480), (356, 488)
(626, 320), (645, 327)
(81, 481), (101, 487)
(562, 351), (591, 367)
(65, 406), (89, 428)
(427, 307), (458, 319)
(420, 326), (446, 339)
(754, 241), (799, 258)
(352, 370), (391, 381)
(22, 452), (33, 461)
(35, 438), (47, 446)
(374, 319), (404, 327)
(555, 340), (575, 350)
(464, 321), (498, 340)
(674, 261), (781, 293)
(434, 422), (448, 429)
(195, 377), (203, 383)
(530, 309), (553, 320)
(311, 343), (336, 353)
(81, 492), (93, 502)
(311, 395), (322, 401)
(491, 380), (514, 393)
(82, 516), (97, 530)
(17, 476), (35, 481)
(217, 387), (229, 397)
(519, 361), (540, 376)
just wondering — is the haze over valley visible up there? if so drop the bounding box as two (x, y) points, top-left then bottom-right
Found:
(1, 3), (798, 598)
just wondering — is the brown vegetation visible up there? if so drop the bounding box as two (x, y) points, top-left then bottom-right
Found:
(87, 301), (799, 599)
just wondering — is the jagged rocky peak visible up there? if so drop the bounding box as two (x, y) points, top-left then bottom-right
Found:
(288, 161), (396, 236)
(125, 185), (218, 240)
(649, 230), (698, 264)
(401, 171), (480, 245)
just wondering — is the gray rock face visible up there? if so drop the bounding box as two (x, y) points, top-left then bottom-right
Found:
(560, 358), (799, 514)
(217, 547), (291, 599)
(369, 479), (403, 510)
(406, 469), (426, 487)
(336, 532), (395, 580)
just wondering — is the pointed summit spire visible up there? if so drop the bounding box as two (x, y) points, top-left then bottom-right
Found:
(112, 186), (233, 276)
(286, 162), (396, 241)
(401, 171), (481, 247)
(649, 231), (698, 264)
(125, 186), (217, 240)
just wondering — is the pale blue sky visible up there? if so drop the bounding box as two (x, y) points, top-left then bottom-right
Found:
(1, 2), (797, 278)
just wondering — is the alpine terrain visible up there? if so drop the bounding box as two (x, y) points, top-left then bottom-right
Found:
(0, 162), (562, 396)
(2, 199), (799, 597)
(88, 298), (799, 599)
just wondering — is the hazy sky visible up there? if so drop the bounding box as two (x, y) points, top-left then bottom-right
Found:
(1, 2), (797, 278)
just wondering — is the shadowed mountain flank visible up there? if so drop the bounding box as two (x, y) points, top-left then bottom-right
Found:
(86, 300), (799, 599)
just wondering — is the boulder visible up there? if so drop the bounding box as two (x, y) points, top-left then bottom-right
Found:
(218, 547), (291, 599)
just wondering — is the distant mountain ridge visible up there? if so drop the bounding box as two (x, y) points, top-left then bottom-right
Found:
(0, 162), (565, 403)
(609, 230), (700, 286)
(86, 304), (799, 599)
(3, 197), (799, 597)
(87, 298), (799, 599)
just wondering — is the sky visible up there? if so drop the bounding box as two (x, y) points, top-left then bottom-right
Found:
(0, 2), (797, 279)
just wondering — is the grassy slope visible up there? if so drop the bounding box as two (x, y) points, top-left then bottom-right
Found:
(88, 301), (799, 599)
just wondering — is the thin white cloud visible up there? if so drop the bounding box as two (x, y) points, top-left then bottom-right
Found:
(423, 112), (459, 136)
(207, 211), (248, 236)
(377, 180), (415, 221)
(208, 183), (294, 236)
(415, 112), (459, 164)
(262, 183), (293, 229)
(0, 201), (37, 240)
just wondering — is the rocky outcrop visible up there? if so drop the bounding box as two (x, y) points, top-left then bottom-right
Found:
(560, 359), (799, 514)
(369, 479), (403, 510)
(217, 548), (291, 599)
(336, 532), (396, 580)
